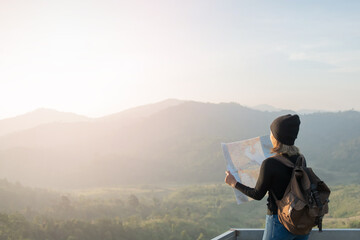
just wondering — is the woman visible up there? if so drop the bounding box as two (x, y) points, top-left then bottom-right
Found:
(224, 114), (309, 240)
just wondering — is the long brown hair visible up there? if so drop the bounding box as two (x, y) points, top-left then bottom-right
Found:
(271, 135), (300, 156)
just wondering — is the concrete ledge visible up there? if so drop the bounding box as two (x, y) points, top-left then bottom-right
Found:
(211, 228), (360, 240)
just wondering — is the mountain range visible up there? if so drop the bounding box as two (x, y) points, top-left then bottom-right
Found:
(0, 99), (359, 188)
(251, 104), (328, 114)
(0, 108), (90, 137)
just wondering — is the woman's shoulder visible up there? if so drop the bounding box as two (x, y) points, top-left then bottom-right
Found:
(263, 154), (302, 166)
(261, 156), (282, 167)
(260, 156), (291, 175)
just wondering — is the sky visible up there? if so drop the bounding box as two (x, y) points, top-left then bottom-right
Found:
(1, 0), (360, 119)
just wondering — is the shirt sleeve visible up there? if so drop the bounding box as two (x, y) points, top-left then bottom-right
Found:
(234, 158), (272, 200)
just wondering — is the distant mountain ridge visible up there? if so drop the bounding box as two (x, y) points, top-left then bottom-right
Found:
(251, 104), (329, 114)
(0, 100), (359, 188)
(98, 99), (185, 122)
(0, 99), (185, 137)
(252, 104), (284, 112)
(0, 108), (90, 137)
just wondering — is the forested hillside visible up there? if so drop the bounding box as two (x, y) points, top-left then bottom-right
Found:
(0, 179), (359, 240)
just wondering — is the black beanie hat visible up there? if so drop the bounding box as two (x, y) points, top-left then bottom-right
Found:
(270, 114), (300, 146)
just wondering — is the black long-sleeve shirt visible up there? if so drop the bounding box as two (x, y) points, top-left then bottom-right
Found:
(235, 154), (300, 215)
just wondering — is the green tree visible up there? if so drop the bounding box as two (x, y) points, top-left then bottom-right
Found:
(127, 195), (139, 209)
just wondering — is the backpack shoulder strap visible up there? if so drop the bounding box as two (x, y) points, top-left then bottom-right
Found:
(295, 154), (307, 167)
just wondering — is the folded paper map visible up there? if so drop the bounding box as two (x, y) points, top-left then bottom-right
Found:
(222, 135), (273, 204)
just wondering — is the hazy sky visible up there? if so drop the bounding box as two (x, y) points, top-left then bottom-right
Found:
(1, 0), (360, 119)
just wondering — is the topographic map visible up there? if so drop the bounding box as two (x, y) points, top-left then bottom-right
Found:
(222, 135), (273, 204)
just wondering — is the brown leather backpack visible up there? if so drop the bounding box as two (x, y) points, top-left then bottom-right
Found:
(272, 154), (331, 235)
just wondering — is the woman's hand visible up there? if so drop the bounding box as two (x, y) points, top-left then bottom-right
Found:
(225, 171), (237, 188)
